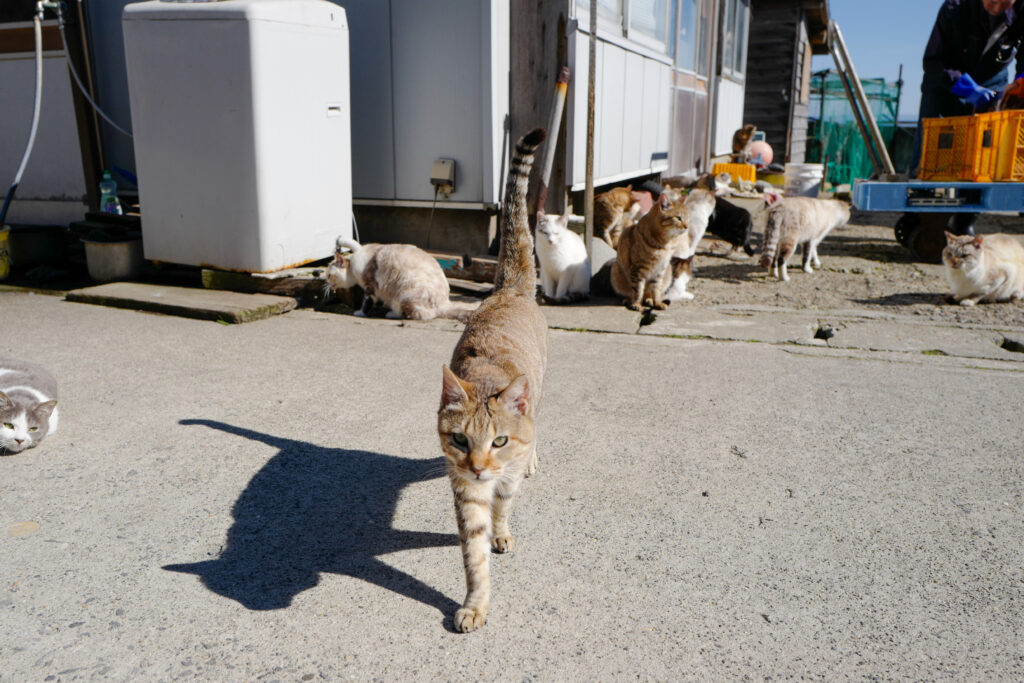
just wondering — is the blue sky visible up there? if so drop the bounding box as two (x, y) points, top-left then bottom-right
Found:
(810, 0), (935, 122)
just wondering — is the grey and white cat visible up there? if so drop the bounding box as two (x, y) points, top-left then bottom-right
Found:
(0, 358), (59, 454)
(534, 211), (591, 303)
(942, 231), (1024, 306)
(759, 197), (850, 281)
(325, 238), (472, 321)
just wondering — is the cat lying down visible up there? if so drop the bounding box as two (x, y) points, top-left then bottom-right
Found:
(325, 239), (474, 322)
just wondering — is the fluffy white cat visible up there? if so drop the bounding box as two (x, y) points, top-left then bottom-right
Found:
(535, 212), (591, 303)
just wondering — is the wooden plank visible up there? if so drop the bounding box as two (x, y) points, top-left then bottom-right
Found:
(65, 282), (296, 324)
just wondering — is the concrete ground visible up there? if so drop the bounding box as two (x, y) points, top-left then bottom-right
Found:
(2, 288), (1023, 681)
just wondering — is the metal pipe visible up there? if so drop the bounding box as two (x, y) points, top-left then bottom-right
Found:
(830, 21), (895, 175)
(535, 66), (571, 215)
(584, 0), (596, 257)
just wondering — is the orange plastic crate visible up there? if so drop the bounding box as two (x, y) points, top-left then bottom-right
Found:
(918, 111), (1024, 182)
(918, 115), (987, 181)
(711, 162), (756, 183)
(984, 110), (1024, 181)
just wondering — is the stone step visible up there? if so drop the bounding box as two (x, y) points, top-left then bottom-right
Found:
(65, 282), (296, 324)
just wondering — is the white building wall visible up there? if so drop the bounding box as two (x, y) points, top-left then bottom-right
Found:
(0, 37), (87, 225)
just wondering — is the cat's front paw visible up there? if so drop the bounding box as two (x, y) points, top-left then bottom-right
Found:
(653, 300), (668, 310)
(454, 606), (487, 632)
(491, 534), (515, 553)
(526, 450), (538, 477)
(959, 298), (978, 307)
(625, 300), (642, 311)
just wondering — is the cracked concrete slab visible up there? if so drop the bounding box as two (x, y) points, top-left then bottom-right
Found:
(821, 319), (1019, 361)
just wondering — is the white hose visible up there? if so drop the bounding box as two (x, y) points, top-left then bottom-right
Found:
(0, 10), (45, 225)
(58, 15), (133, 138)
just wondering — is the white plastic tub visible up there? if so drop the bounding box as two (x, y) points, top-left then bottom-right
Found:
(784, 163), (824, 198)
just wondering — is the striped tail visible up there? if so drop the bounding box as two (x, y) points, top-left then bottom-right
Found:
(759, 205), (781, 269)
(495, 127), (546, 293)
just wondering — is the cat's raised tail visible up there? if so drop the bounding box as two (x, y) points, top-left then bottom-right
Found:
(335, 237), (362, 255)
(495, 127), (547, 295)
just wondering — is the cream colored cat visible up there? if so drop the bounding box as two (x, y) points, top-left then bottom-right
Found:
(438, 128), (548, 633)
(759, 197), (850, 281)
(325, 240), (470, 321)
(942, 231), (1024, 306)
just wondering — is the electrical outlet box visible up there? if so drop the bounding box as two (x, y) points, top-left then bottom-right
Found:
(430, 158), (456, 190)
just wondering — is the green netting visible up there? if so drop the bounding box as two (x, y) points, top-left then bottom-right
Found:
(807, 70), (901, 186)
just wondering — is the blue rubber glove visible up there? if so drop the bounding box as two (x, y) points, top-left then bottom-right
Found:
(951, 73), (998, 110)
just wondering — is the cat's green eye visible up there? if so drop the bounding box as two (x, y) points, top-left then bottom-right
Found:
(3, 423), (12, 429)
(28, 427), (38, 432)
(492, 436), (508, 448)
(452, 432), (468, 447)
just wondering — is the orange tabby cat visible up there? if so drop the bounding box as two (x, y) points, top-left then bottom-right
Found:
(610, 188), (716, 310)
(438, 128), (548, 633)
(594, 185), (640, 249)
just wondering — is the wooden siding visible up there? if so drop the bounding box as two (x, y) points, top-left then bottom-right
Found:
(742, 1), (803, 163)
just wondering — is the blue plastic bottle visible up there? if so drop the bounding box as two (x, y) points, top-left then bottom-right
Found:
(99, 170), (123, 215)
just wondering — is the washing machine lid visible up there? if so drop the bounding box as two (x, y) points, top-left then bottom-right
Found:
(123, 0), (347, 30)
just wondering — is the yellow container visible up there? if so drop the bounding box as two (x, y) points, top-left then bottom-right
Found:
(918, 111), (1024, 182)
(711, 162), (756, 183)
(918, 115), (982, 181)
(0, 225), (10, 280)
(983, 110), (1024, 181)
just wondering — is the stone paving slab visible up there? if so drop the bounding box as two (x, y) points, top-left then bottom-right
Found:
(65, 282), (297, 324)
(638, 305), (822, 345)
(821, 319), (1019, 361)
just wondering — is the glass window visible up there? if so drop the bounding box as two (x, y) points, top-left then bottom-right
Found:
(721, 0), (748, 78)
(629, 0), (669, 50)
(697, 0), (712, 76)
(733, 0), (748, 74)
(676, 0), (698, 71)
(722, 0), (736, 72)
(577, 0), (624, 31)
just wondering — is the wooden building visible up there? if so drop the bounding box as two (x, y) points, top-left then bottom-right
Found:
(742, 0), (830, 164)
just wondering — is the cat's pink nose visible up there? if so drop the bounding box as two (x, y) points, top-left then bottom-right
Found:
(14, 439), (24, 444)
(470, 466), (484, 475)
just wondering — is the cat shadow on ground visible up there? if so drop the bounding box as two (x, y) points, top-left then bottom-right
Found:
(163, 419), (460, 626)
(854, 292), (950, 307)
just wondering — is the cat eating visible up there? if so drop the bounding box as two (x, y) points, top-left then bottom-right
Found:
(324, 239), (471, 321)
(438, 128), (548, 633)
(0, 358), (59, 455)
(759, 197), (850, 281)
(534, 211), (591, 303)
(942, 231), (1024, 306)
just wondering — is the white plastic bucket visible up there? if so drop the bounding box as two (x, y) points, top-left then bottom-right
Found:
(784, 163), (824, 198)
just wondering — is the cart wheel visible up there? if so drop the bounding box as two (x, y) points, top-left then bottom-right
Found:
(908, 213), (952, 264)
(893, 213), (919, 248)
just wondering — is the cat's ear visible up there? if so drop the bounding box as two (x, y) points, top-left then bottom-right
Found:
(441, 366), (470, 410)
(944, 231), (957, 244)
(658, 193), (674, 210)
(0, 391), (12, 410)
(973, 235), (984, 247)
(557, 214), (570, 228)
(35, 400), (56, 421)
(498, 375), (530, 416)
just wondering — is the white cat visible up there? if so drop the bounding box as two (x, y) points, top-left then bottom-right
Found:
(942, 231), (1024, 306)
(535, 212), (591, 303)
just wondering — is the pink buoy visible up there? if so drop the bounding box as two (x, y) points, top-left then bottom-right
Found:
(748, 140), (773, 167)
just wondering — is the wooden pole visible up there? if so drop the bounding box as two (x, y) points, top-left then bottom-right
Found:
(584, 0), (596, 258)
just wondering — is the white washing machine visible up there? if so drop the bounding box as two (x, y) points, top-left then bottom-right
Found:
(122, 0), (351, 272)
